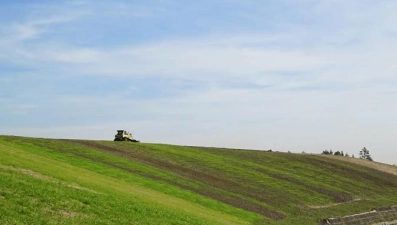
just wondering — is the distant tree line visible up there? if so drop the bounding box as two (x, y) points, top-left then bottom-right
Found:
(321, 149), (349, 157)
(321, 147), (373, 161)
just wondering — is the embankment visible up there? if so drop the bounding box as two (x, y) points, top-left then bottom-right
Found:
(320, 205), (397, 225)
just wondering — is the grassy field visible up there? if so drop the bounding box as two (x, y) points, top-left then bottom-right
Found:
(1, 135), (397, 225)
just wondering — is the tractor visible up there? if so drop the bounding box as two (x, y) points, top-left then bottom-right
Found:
(114, 130), (139, 142)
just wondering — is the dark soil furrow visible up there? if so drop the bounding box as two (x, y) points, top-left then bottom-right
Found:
(65, 140), (286, 219)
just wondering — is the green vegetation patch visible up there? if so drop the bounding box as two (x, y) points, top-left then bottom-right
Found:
(1, 135), (397, 225)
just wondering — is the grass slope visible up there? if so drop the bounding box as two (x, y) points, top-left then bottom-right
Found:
(1, 135), (396, 225)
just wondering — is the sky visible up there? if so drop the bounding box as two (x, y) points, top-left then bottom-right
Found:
(0, 0), (396, 164)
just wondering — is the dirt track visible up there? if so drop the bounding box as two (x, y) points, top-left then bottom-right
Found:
(320, 155), (397, 176)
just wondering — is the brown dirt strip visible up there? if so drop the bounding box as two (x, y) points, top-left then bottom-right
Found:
(256, 168), (354, 203)
(297, 156), (397, 189)
(63, 140), (286, 220)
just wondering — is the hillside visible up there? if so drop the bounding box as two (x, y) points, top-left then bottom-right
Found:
(320, 154), (397, 177)
(1, 135), (397, 225)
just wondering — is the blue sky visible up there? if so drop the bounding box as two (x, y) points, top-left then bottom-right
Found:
(1, 0), (396, 164)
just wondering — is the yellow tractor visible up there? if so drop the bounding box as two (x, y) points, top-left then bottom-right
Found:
(114, 130), (139, 142)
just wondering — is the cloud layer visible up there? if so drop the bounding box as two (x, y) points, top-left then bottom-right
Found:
(1, 0), (396, 164)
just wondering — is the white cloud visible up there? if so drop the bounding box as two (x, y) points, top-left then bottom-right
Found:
(1, 0), (395, 89)
(1, 0), (397, 165)
(75, 43), (328, 79)
(33, 27), (395, 96)
(2, 13), (88, 42)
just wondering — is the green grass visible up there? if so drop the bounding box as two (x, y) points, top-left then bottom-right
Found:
(1, 135), (397, 225)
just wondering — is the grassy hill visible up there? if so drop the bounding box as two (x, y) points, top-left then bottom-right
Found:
(1, 135), (397, 225)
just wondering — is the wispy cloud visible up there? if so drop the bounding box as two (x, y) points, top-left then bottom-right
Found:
(2, 12), (89, 41)
(1, 0), (397, 164)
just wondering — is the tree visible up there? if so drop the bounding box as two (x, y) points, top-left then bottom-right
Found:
(359, 147), (373, 161)
(322, 150), (331, 155)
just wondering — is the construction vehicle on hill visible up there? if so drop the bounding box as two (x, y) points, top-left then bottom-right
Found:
(114, 130), (139, 142)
